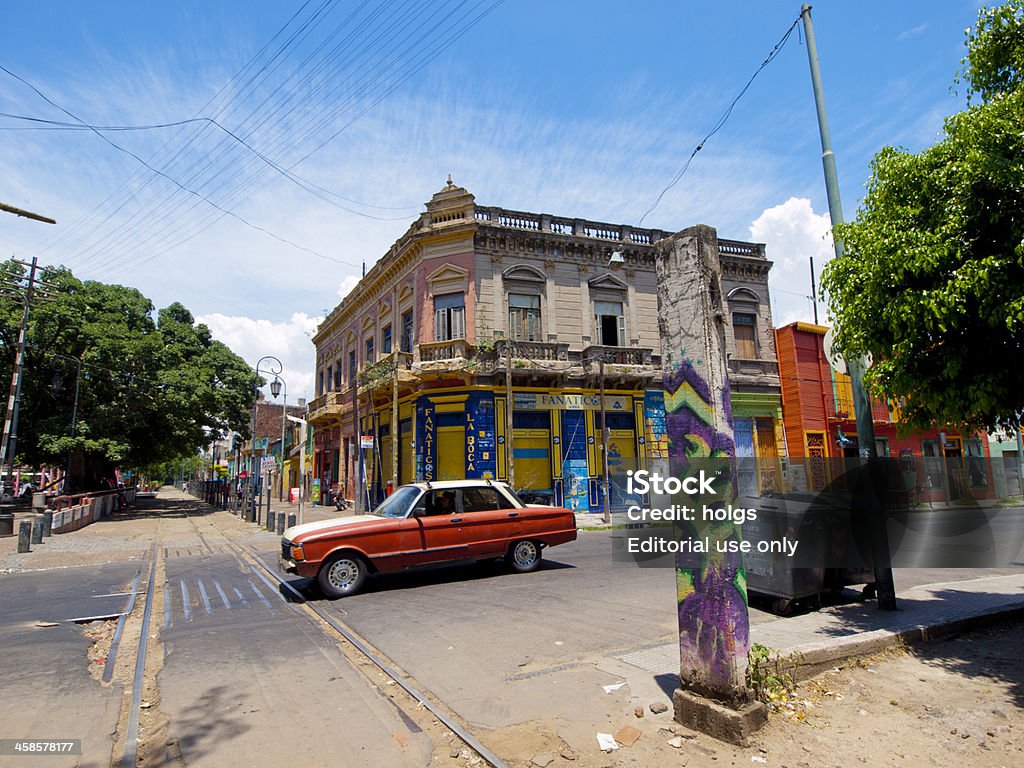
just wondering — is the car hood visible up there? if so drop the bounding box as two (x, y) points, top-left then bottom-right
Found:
(284, 515), (380, 540)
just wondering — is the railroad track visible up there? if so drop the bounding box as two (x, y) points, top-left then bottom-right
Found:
(113, 494), (507, 768)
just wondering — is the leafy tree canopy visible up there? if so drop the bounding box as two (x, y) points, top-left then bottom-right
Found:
(0, 263), (259, 490)
(822, 1), (1024, 433)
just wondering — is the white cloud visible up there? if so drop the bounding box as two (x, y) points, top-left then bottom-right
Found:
(196, 311), (322, 403)
(337, 275), (360, 300)
(898, 22), (929, 41)
(749, 197), (834, 328)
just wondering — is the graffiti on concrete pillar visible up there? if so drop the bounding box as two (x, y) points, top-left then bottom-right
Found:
(664, 354), (750, 702)
(664, 356), (734, 460)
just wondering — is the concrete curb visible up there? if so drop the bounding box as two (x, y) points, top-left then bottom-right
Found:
(783, 601), (1024, 681)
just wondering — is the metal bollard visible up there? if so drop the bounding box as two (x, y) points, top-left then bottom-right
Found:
(287, 513), (296, 529)
(276, 514), (286, 535)
(267, 511), (276, 532)
(17, 520), (31, 553)
(30, 517), (43, 545)
(42, 510), (53, 537)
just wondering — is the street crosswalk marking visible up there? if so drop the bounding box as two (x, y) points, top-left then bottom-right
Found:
(196, 579), (213, 615)
(246, 578), (277, 615)
(214, 580), (232, 610)
(163, 575), (281, 624)
(179, 580), (192, 622)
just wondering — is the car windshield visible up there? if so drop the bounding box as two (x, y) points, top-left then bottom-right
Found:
(369, 486), (421, 518)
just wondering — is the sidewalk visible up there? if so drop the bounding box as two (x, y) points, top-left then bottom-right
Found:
(610, 571), (1024, 687)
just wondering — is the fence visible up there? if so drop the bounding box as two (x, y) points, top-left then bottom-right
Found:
(48, 488), (134, 534)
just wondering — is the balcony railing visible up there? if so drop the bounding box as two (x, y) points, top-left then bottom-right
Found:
(828, 392), (893, 423)
(495, 339), (570, 361)
(727, 358), (780, 377)
(582, 345), (654, 366)
(306, 391), (350, 424)
(359, 350), (414, 390)
(418, 338), (473, 362)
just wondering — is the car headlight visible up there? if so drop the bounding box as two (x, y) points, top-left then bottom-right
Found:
(290, 545), (305, 562)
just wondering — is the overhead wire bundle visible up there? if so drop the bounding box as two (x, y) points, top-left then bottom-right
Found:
(1, 0), (505, 278)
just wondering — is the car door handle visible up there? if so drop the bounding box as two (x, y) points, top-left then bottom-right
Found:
(450, 517), (463, 523)
(507, 512), (519, 518)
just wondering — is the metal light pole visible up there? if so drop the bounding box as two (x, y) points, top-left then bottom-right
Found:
(250, 355), (283, 521)
(801, 3), (896, 609)
(599, 355), (611, 524)
(270, 375), (287, 501)
(287, 414), (308, 525)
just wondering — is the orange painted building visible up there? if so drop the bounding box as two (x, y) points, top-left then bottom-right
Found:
(774, 322), (994, 502)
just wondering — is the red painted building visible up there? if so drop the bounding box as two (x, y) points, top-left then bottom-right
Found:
(774, 322), (993, 503)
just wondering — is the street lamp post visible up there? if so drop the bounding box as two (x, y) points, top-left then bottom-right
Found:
(270, 375), (287, 502)
(286, 414), (308, 525)
(250, 356), (283, 522)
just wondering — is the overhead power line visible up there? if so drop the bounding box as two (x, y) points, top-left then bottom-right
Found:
(0, 0), (505, 280)
(638, 14), (803, 226)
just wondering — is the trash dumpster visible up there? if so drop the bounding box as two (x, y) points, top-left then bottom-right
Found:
(743, 492), (860, 613)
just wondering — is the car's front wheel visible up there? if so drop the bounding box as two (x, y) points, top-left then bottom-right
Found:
(317, 552), (368, 598)
(506, 539), (542, 573)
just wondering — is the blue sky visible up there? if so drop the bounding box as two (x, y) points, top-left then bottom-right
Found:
(0, 1), (984, 398)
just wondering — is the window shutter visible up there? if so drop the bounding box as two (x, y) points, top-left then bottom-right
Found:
(452, 307), (465, 340)
(527, 309), (540, 342)
(434, 308), (446, 341)
(617, 314), (626, 347)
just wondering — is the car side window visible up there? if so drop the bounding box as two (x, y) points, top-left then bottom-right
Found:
(462, 487), (504, 512)
(423, 490), (457, 516)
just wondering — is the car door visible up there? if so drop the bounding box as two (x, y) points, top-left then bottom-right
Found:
(458, 486), (524, 558)
(403, 489), (470, 567)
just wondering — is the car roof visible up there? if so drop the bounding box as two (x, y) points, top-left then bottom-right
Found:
(404, 480), (511, 491)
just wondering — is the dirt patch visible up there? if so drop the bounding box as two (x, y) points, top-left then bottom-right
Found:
(83, 619), (118, 682)
(477, 619), (1024, 767)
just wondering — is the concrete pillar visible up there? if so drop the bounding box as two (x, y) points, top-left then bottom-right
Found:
(655, 225), (765, 744)
(17, 520), (31, 553)
(30, 516), (43, 544)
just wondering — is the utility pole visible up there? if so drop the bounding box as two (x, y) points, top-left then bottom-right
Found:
(809, 256), (819, 325)
(391, 353), (400, 491)
(354, 363), (363, 514)
(599, 356), (611, 524)
(505, 339), (515, 489)
(0, 257), (54, 490)
(0, 202), (56, 225)
(287, 415), (308, 524)
(801, 3), (896, 610)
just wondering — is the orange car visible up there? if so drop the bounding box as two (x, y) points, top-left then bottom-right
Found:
(280, 480), (578, 598)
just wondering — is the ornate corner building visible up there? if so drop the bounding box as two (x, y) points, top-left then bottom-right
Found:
(307, 180), (784, 512)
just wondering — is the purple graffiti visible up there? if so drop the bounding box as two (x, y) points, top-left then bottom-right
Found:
(663, 348), (750, 703)
(663, 358), (735, 459)
(677, 549), (750, 699)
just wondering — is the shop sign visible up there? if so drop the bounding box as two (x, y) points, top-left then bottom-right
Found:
(513, 392), (628, 411)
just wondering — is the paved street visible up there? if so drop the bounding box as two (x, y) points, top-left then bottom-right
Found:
(1, 564), (145, 768)
(0, 493), (434, 768)
(2, 488), (1023, 767)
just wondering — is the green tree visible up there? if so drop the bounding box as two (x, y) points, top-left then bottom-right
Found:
(822, 1), (1024, 433)
(0, 263), (259, 491)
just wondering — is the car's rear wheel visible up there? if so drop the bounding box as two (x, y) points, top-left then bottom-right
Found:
(317, 552), (367, 598)
(506, 539), (542, 573)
